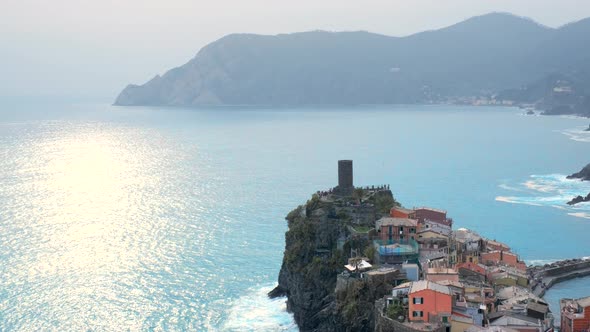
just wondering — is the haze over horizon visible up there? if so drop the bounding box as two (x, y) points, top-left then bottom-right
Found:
(3, 0), (590, 100)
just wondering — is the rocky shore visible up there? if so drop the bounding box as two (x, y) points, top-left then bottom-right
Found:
(567, 163), (590, 181)
(566, 163), (590, 205)
(567, 193), (590, 205)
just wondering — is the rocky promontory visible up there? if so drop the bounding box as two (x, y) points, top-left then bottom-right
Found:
(114, 13), (590, 108)
(269, 188), (399, 331)
(567, 163), (590, 181)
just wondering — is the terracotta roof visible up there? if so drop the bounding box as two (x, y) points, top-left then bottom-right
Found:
(376, 217), (418, 227)
(409, 280), (451, 295)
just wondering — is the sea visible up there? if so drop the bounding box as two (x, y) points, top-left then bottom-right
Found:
(0, 101), (589, 331)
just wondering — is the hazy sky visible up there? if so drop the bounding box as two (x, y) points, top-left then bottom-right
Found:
(2, 0), (590, 101)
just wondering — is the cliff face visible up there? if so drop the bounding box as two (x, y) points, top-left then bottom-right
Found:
(271, 191), (398, 331)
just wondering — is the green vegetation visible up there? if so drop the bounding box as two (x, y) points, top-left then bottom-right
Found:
(375, 194), (400, 214)
(352, 226), (371, 233)
(363, 245), (376, 262)
(286, 205), (303, 221)
(336, 211), (350, 220)
(352, 188), (365, 204)
(386, 303), (405, 321)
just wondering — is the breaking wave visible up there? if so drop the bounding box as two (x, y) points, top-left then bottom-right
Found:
(496, 174), (590, 219)
(559, 127), (590, 143)
(221, 285), (297, 332)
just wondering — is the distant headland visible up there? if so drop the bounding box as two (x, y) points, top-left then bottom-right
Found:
(271, 160), (590, 331)
(115, 12), (590, 117)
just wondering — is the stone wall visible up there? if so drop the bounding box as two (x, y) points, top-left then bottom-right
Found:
(544, 260), (590, 276)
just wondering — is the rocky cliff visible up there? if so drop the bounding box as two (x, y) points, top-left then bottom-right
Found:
(565, 163), (590, 205)
(269, 190), (399, 331)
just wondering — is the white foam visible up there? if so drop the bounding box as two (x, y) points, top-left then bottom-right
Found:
(222, 285), (297, 332)
(559, 127), (590, 143)
(568, 212), (590, 219)
(496, 174), (590, 217)
(498, 183), (525, 192)
(495, 196), (543, 206)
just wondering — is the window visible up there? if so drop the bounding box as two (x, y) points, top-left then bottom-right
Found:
(388, 225), (392, 234)
(412, 311), (424, 318)
(442, 316), (448, 323)
(412, 297), (423, 304)
(410, 228), (416, 234)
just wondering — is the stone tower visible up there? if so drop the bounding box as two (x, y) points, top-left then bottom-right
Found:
(337, 160), (353, 194)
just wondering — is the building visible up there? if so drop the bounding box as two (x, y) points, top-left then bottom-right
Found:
(421, 219), (452, 237)
(402, 263), (420, 281)
(561, 296), (590, 332)
(408, 280), (452, 325)
(454, 228), (483, 264)
(376, 217), (418, 242)
(480, 251), (527, 272)
(486, 239), (510, 252)
(336, 160), (353, 195)
(390, 207), (415, 219)
(426, 267), (459, 283)
(456, 262), (488, 282)
(413, 207), (453, 228)
(488, 312), (551, 331)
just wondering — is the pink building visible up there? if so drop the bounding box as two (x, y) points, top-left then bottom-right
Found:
(408, 280), (452, 324)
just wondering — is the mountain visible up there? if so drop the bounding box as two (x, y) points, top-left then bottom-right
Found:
(114, 13), (590, 108)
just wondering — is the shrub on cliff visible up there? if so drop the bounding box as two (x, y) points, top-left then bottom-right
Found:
(386, 303), (405, 321)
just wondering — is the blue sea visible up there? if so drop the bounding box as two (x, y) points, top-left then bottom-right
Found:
(0, 101), (589, 331)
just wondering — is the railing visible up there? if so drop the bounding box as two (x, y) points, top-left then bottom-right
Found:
(374, 239), (419, 256)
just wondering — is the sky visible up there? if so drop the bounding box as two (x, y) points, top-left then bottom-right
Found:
(2, 0), (590, 101)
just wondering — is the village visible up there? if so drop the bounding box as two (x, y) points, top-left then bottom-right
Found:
(318, 161), (590, 332)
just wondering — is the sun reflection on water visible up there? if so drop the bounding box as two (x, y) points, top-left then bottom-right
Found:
(1, 124), (187, 330)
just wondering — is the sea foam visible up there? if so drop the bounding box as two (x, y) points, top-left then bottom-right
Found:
(221, 285), (297, 332)
(559, 127), (590, 143)
(496, 174), (590, 219)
